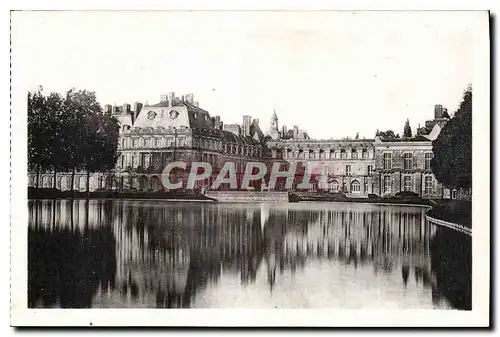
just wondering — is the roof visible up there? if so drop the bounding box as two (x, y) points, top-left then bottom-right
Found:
(249, 121), (265, 142)
(144, 99), (215, 130)
(185, 102), (215, 130)
(380, 135), (431, 142)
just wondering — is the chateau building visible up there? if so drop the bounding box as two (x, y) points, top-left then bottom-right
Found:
(28, 92), (452, 199)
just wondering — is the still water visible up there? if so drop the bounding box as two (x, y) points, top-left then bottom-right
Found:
(28, 199), (471, 310)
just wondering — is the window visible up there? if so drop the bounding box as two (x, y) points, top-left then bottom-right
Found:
(346, 165), (351, 176)
(143, 138), (150, 147)
(368, 165), (373, 176)
(132, 138), (138, 147)
(121, 139), (126, 148)
(424, 176), (433, 194)
(155, 138), (160, 147)
(451, 189), (458, 199)
(178, 137), (185, 147)
(341, 150), (346, 159)
(352, 150), (357, 159)
(404, 153), (413, 170)
(329, 180), (339, 192)
(384, 175), (392, 193)
(121, 155), (125, 168)
(166, 137), (173, 147)
(425, 153), (433, 170)
(383, 153), (392, 169)
(404, 175), (412, 191)
(364, 181), (369, 193)
(351, 180), (360, 193)
(362, 150), (368, 159)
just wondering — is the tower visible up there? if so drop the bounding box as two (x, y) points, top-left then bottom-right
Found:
(269, 109), (280, 140)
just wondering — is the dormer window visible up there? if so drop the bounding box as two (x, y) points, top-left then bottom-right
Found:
(193, 112), (198, 119)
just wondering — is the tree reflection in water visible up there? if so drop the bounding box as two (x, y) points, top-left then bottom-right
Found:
(27, 200), (471, 309)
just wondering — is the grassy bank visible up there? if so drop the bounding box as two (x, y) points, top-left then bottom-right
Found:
(289, 192), (435, 206)
(28, 187), (217, 201)
(427, 200), (472, 228)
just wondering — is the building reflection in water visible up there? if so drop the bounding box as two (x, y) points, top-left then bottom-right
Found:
(27, 200), (471, 309)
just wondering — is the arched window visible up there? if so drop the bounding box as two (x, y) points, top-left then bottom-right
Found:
(329, 180), (339, 192)
(351, 180), (361, 193)
(78, 176), (86, 191)
(150, 175), (162, 191)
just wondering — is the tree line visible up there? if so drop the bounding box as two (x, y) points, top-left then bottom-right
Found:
(28, 87), (120, 191)
(431, 85), (472, 190)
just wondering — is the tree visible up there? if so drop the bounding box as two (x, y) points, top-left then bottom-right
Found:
(403, 119), (412, 138)
(375, 129), (400, 140)
(28, 88), (48, 188)
(431, 85), (472, 189)
(28, 87), (66, 188)
(63, 89), (119, 194)
(28, 87), (120, 194)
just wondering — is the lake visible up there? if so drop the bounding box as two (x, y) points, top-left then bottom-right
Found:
(27, 199), (471, 309)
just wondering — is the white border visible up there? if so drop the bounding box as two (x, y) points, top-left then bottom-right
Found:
(9, 7), (490, 327)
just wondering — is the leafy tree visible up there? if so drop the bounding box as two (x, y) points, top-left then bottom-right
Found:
(28, 88), (48, 187)
(431, 85), (472, 189)
(403, 119), (412, 138)
(64, 89), (119, 193)
(375, 129), (400, 140)
(28, 87), (66, 188)
(28, 87), (119, 194)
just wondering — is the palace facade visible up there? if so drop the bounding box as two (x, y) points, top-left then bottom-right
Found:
(28, 91), (453, 199)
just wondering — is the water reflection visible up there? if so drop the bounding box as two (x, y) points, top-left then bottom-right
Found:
(27, 200), (471, 309)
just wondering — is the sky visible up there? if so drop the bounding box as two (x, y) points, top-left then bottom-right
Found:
(12, 11), (480, 139)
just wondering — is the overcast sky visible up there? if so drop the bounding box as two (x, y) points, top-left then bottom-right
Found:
(12, 11), (480, 139)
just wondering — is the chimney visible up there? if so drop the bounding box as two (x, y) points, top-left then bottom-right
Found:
(293, 125), (299, 138)
(434, 104), (444, 119)
(214, 115), (223, 130)
(160, 94), (167, 103)
(223, 124), (241, 136)
(167, 92), (175, 107)
(185, 93), (194, 104)
(242, 115), (252, 136)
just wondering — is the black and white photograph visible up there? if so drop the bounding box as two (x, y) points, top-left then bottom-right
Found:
(9, 9), (490, 327)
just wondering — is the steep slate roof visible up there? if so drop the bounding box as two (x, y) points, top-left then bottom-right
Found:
(249, 122), (265, 142)
(145, 99), (215, 130)
(184, 102), (215, 129)
(222, 130), (239, 143)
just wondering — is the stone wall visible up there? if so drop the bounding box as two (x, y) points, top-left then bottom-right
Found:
(205, 191), (289, 203)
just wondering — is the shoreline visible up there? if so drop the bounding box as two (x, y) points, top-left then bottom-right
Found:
(28, 188), (470, 233)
